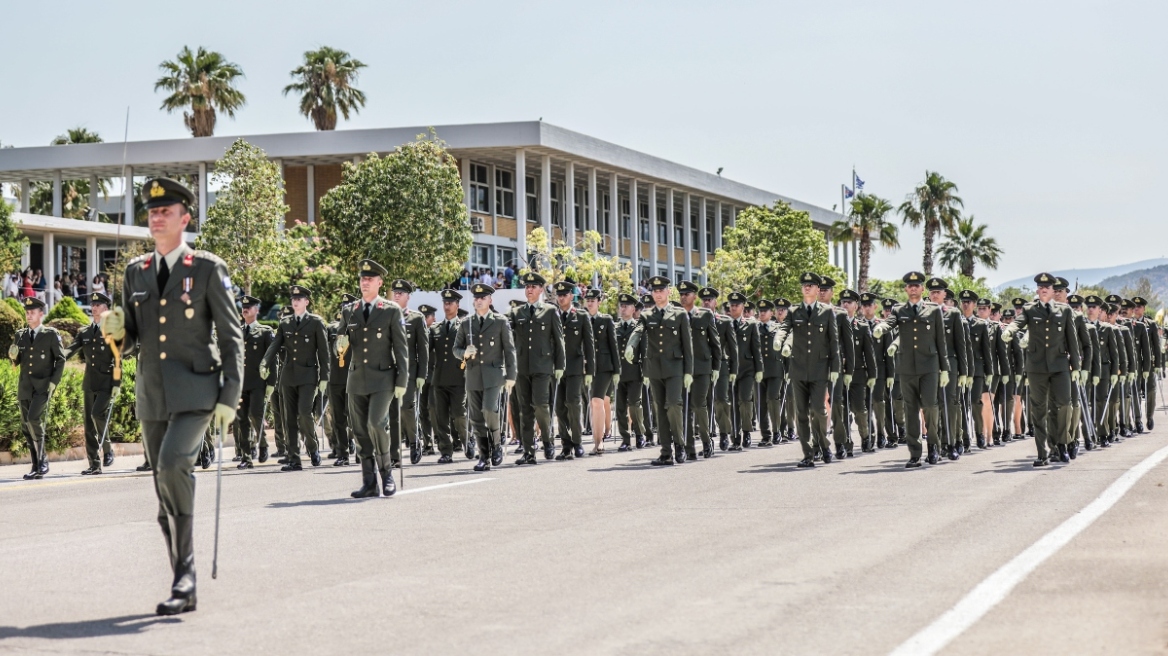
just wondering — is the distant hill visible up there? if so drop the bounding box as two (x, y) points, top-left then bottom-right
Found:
(995, 258), (1168, 292)
(1097, 264), (1168, 304)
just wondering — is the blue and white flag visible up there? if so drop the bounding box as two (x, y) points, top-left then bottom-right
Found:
(854, 173), (865, 190)
(842, 184), (854, 199)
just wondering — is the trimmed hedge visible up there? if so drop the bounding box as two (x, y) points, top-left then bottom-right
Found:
(3, 297), (24, 320)
(0, 299), (22, 352)
(46, 296), (90, 324)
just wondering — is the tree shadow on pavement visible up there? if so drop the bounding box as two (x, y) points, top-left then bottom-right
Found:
(0, 614), (180, 641)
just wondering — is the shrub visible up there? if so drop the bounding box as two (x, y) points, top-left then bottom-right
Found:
(3, 296), (24, 320)
(0, 361), (84, 456)
(108, 357), (140, 443)
(47, 318), (85, 347)
(0, 299), (22, 352)
(45, 296), (90, 324)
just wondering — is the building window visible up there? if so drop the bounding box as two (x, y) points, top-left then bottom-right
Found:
(602, 193), (611, 236)
(469, 163), (490, 213)
(471, 244), (491, 268)
(495, 169), (515, 218)
(674, 270), (684, 285)
(621, 197), (631, 239)
(691, 213), (700, 251)
(550, 182), (562, 227)
(674, 209), (684, 247)
(573, 186), (584, 231)
(497, 247), (516, 271)
(706, 217), (715, 253)
(657, 207), (667, 245)
(639, 266), (650, 284)
(639, 201), (650, 243)
(526, 176), (538, 223)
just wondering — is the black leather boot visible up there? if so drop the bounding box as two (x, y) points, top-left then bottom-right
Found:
(156, 515), (197, 616)
(379, 465), (397, 497)
(351, 459), (379, 498)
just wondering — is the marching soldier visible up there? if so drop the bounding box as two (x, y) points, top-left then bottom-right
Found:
(925, 279), (970, 459)
(1124, 295), (1152, 433)
(430, 289), (470, 463)
(235, 295), (275, 469)
(818, 277), (856, 460)
(872, 271), (950, 467)
(388, 279), (429, 465)
(336, 259), (408, 497)
(261, 284), (329, 471)
(615, 293), (647, 451)
(1091, 298), (1123, 444)
(453, 283), (517, 471)
(98, 176), (244, 615)
(860, 293), (894, 449)
(774, 272), (841, 467)
(755, 299), (783, 448)
(1132, 296), (1161, 429)
(774, 298), (797, 444)
(1110, 296), (1139, 437)
(1054, 281), (1094, 456)
(679, 280), (721, 459)
(325, 294), (358, 466)
(959, 291), (994, 448)
(1001, 273), (1082, 466)
(583, 288), (620, 455)
(553, 280), (595, 460)
(10, 296), (67, 479)
(839, 289), (879, 456)
(417, 303), (438, 455)
(508, 272), (565, 464)
(639, 292), (657, 446)
(624, 276), (693, 465)
(270, 305), (293, 463)
(66, 291), (134, 474)
(1066, 294), (1101, 450)
(727, 291), (762, 450)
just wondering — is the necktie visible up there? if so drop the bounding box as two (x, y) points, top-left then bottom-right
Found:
(911, 304), (918, 317)
(157, 255), (170, 293)
(363, 303), (371, 321)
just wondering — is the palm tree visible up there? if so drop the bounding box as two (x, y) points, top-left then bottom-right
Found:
(829, 193), (900, 292)
(937, 216), (1003, 278)
(898, 171), (963, 275)
(155, 46), (246, 137)
(283, 47), (367, 131)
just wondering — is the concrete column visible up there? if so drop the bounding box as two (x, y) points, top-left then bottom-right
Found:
(52, 170), (62, 217)
(89, 175), (99, 217)
(86, 236), (98, 287)
(729, 205), (736, 228)
(682, 192), (693, 281)
(665, 188), (676, 280)
(852, 240), (859, 287)
(540, 155), (552, 251)
(460, 157), (471, 208)
(124, 166), (134, 226)
(514, 149), (527, 268)
(629, 179), (639, 282)
(198, 162), (208, 226)
(564, 161), (575, 249)
(608, 171), (619, 257)
(648, 183), (658, 277)
(44, 232), (55, 308)
(488, 163), (497, 236)
(306, 164), (315, 224)
(715, 201), (724, 251)
(587, 167), (598, 252)
(21, 242), (30, 270)
(699, 197), (707, 283)
(20, 178), (30, 213)
(274, 159), (284, 233)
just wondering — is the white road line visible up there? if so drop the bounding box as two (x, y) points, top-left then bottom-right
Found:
(890, 443), (1168, 656)
(395, 478), (493, 496)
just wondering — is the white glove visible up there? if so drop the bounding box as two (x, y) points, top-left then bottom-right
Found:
(1143, 371), (1150, 380)
(684, 374), (693, 390)
(873, 325), (885, 339)
(1000, 330), (1012, 343)
(729, 374), (737, 384)
(844, 374), (852, 387)
(752, 371), (761, 383)
(394, 386), (406, 400)
(1092, 375), (1100, 386)
(624, 346), (635, 363)
(939, 371), (949, 387)
(867, 377), (876, 390)
(1019, 335), (1029, 348)
(1129, 373), (1137, 383)
(1015, 374), (1022, 385)
(100, 306), (126, 341)
(987, 375), (995, 389)
(463, 344), (478, 359)
(829, 372), (839, 385)
(336, 334), (349, 352)
(584, 375), (593, 388)
(111, 385), (121, 398)
(48, 383), (56, 396)
(7, 344), (16, 360)
(886, 377), (894, 389)
(260, 363), (270, 380)
(555, 369), (564, 381)
(781, 343), (792, 357)
(266, 385), (275, 398)
(711, 370), (719, 386)
(318, 380), (328, 393)
(959, 375), (971, 389)
(887, 343), (898, 357)
(212, 402), (236, 434)
(643, 377), (650, 387)
(505, 379), (515, 392)
(416, 377), (426, 390)
(1110, 374), (1118, 386)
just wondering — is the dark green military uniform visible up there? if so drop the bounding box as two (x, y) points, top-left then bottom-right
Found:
(262, 285), (330, 470)
(727, 292), (762, 449)
(705, 288), (739, 450)
(774, 273), (841, 467)
(552, 281), (595, 459)
(960, 292), (995, 448)
(325, 294), (358, 465)
(820, 278), (857, 459)
(430, 289), (469, 462)
(508, 272), (566, 463)
(235, 296), (275, 469)
(628, 277), (693, 464)
(874, 271), (950, 467)
(614, 294), (646, 450)
(1002, 273), (1082, 466)
(416, 304), (437, 453)
(755, 299), (783, 448)
(339, 260), (409, 497)
(386, 280), (429, 466)
(862, 294), (894, 448)
(10, 297), (66, 479)
(66, 292), (136, 474)
(680, 282), (721, 459)
(453, 283), (517, 471)
(924, 279), (969, 458)
(838, 289), (878, 456)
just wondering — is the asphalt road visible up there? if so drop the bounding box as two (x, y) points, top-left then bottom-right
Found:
(2, 426), (1167, 655)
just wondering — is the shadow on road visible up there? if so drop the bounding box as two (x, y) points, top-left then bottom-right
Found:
(0, 614), (180, 641)
(972, 461), (1056, 474)
(267, 497), (373, 508)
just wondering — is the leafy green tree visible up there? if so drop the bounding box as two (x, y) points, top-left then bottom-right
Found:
(937, 216), (1003, 278)
(196, 139), (302, 296)
(829, 193), (899, 292)
(318, 132), (472, 291)
(283, 47), (367, 131)
(704, 201), (843, 302)
(996, 285), (1034, 305)
(899, 171), (963, 275)
(18, 128), (110, 218)
(943, 273), (996, 302)
(155, 46), (246, 137)
(525, 227), (633, 313)
(0, 196), (27, 275)
(1119, 277), (1162, 312)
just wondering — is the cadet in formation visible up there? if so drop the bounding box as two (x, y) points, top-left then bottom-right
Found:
(66, 291), (134, 474)
(10, 296), (66, 479)
(453, 283), (517, 471)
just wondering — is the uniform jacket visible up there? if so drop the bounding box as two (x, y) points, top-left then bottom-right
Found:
(1071, 313), (1096, 381)
(757, 320), (784, 379)
(589, 312), (621, 374)
(13, 325), (66, 400)
(507, 302), (566, 376)
(1118, 324), (1137, 377)
(1082, 319), (1102, 379)
(325, 319), (347, 388)
(1098, 322), (1124, 373)
(559, 306), (595, 377)
(404, 308), (429, 382)
(732, 317), (763, 378)
(966, 317), (994, 377)
(876, 301), (948, 376)
(241, 321), (276, 391)
(616, 319), (643, 382)
(833, 306), (856, 376)
(453, 311), (517, 391)
(429, 316), (467, 388)
(336, 297), (409, 395)
(774, 302), (841, 382)
(1124, 319), (1152, 373)
(1142, 317), (1163, 369)
(992, 322), (1013, 379)
(632, 303), (694, 379)
(264, 312), (330, 388)
(939, 306), (970, 377)
(122, 244), (244, 420)
(715, 313), (739, 379)
(1003, 301), (1082, 375)
(849, 316), (878, 382)
(67, 322), (136, 392)
(688, 307), (722, 377)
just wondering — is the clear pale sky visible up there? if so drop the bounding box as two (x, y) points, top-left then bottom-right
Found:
(1, 1), (1163, 285)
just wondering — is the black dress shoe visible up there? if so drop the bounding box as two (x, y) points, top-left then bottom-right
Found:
(885, 440), (899, 449)
(729, 445), (743, 452)
(236, 460), (252, 470)
(380, 467), (397, 496)
(81, 467), (96, 475)
(437, 454), (453, 464)
(409, 443), (421, 465)
(926, 451), (939, 465)
(513, 444), (524, 454)
(277, 456), (288, 464)
(822, 451), (834, 464)
(719, 436), (729, 451)
(280, 462), (303, 472)
(1136, 423), (1145, 434)
(310, 451), (322, 467)
(103, 450), (115, 467)
(465, 443), (476, 460)
(514, 454), (537, 465)
(1148, 418), (1155, 430)
(258, 445), (269, 463)
(351, 460), (380, 498)
(574, 446), (585, 458)
(876, 435), (887, 449)
(649, 457), (674, 466)
(333, 457), (350, 467)
(1084, 441), (1095, 451)
(1033, 457), (1050, 467)
(136, 461), (153, 472)
(232, 455), (242, 462)
(948, 447), (959, 461)
(976, 436), (987, 449)
(743, 433), (752, 448)
(473, 459), (491, 472)
(956, 442), (965, 455)
(554, 450), (574, 461)
(544, 444), (555, 460)
(635, 435), (646, 449)
(702, 444), (714, 459)
(617, 444), (631, 452)
(860, 438), (871, 453)
(1058, 445), (1070, 463)
(491, 445), (504, 466)
(678, 450), (690, 464)
(1069, 443), (1079, 459)
(797, 458), (815, 468)
(905, 458), (922, 469)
